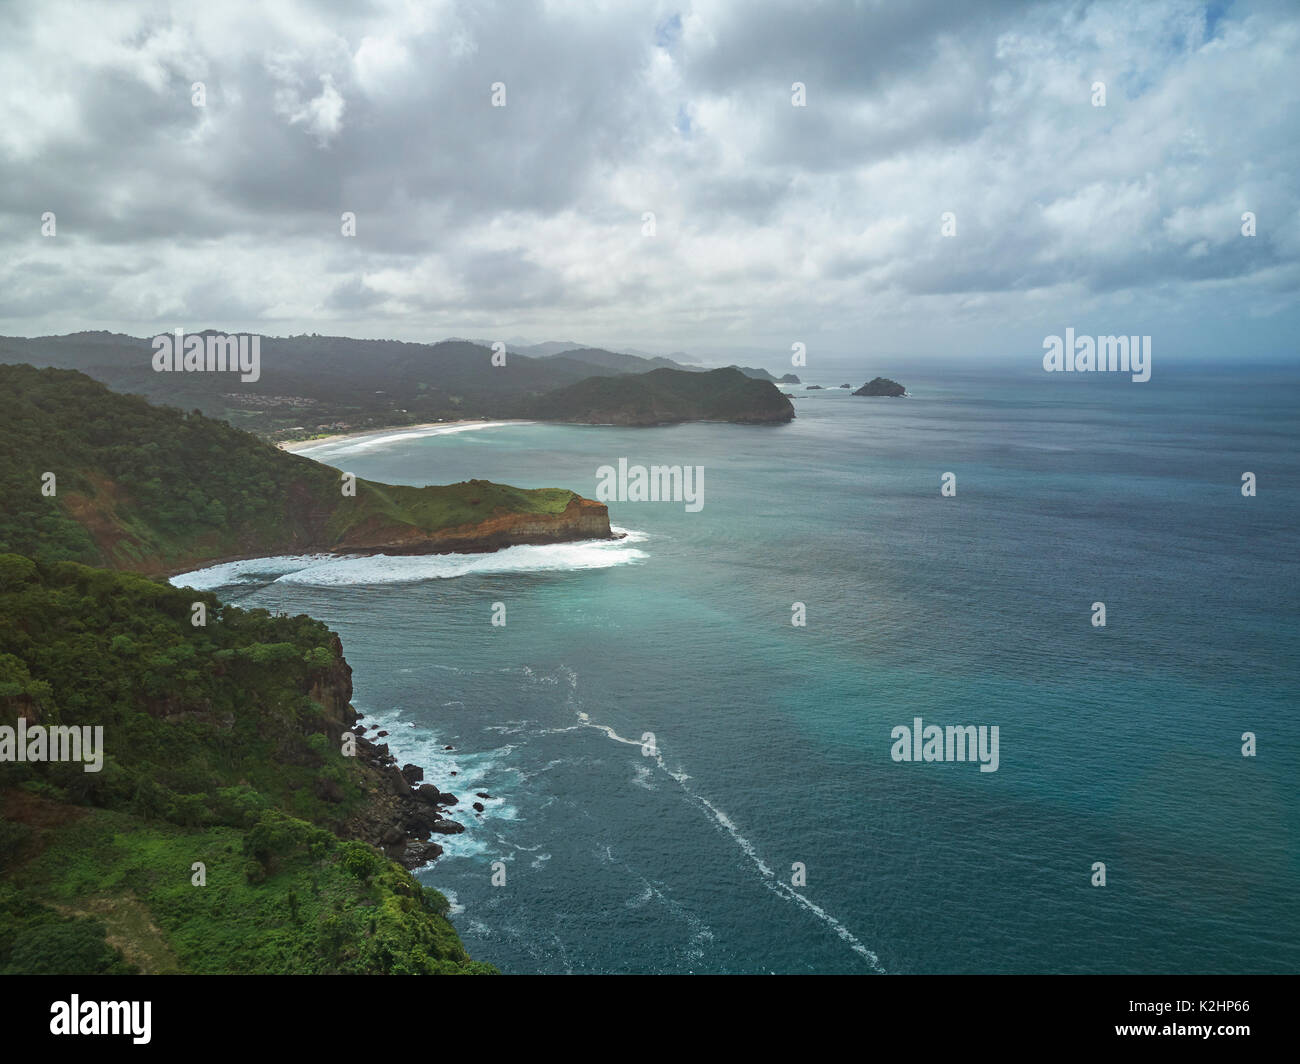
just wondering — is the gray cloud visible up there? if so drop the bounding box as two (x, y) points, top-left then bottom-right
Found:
(0, 0), (1295, 364)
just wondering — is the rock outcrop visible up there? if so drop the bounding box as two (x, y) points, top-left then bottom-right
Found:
(300, 639), (470, 872)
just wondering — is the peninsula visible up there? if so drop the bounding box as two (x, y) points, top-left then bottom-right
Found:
(524, 366), (795, 426)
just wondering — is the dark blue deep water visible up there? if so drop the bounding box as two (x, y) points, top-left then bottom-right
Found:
(178, 364), (1300, 973)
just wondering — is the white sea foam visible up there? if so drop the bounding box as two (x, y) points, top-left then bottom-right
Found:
(352, 703), (522, 865)
(168, 555), (334, 590)
(170, 529), (647, 589)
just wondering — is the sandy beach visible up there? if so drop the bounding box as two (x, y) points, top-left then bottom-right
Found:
(278, 419), (516, 452)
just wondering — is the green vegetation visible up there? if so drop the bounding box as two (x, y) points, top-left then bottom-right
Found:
(0, 332), (636, 437)
(524, 366), (795, 426)
(0, 363), (588, 574)
(0, 364), (619, 974)
(328, 479), (576, 543)
(0, 555), (493, 973)
(3, 808), (483, 974)
(0, 332), (800, 437)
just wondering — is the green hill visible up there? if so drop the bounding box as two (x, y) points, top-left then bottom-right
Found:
(0, 331), (679, 438)
(0, 554), (494, 973)
(0, 364), (609, 575)
(0, 365), (611, 973)
(525, 366), (796, 426)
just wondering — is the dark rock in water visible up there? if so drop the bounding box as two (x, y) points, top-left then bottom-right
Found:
(437, 793), (458, 806)
(449, 770), (457, 775)
(401, 763), (424, 784)
(805, 384), (823, 390)
(839, 383), (852, 389)
(416, 784), (442, 804)
(853, 377), (905, 397)
(472, 802), (485, 812)
(403, 806), (443, 834)
(401, 839), (443, 867)
(431, 818), (466, 835)
(443, 744), (454, 750)
(778, 373), (801, 384)
(376, 730), (388, 737)
(475, 792), (492, 799)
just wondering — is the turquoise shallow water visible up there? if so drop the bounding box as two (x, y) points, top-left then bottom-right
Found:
(178, 364), (1300, 973)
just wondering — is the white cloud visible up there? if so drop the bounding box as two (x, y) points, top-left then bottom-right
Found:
(0, 0), (1295, 363)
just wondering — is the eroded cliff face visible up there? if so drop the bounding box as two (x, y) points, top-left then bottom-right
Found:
(307, 633), (355, 746)
(335, 494), (614, 555)
(301, 637), (465, 870)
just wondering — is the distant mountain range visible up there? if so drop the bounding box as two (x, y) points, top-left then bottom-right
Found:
(0, 332), (799, 438)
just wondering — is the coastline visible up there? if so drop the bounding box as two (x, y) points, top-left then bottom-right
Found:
(278, 418), (529, 452)
(276, 409), (791, 451)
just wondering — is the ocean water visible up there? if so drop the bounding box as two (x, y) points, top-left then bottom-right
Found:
(175, 365), (1300, 974)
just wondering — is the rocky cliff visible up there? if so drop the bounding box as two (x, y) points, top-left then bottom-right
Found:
(261, 629), (468, 870)
(0, 556), (493, 973)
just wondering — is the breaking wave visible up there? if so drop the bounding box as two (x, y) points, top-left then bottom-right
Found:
(171, 528), (647, 590)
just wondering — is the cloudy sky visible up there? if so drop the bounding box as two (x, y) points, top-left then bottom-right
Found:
(1, 0), (1296, 367)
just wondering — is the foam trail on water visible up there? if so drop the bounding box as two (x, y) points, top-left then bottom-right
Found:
(576, 709), (885, 973)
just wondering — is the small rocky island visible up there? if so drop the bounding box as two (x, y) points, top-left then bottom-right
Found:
(853, 377), (906, 397)
(839, 383), (852, 389)
(806, 384), (823, 390)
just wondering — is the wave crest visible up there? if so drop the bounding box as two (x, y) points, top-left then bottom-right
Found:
(171, 532), (647, 589)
